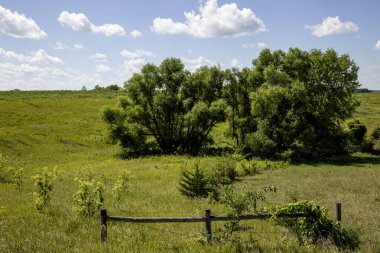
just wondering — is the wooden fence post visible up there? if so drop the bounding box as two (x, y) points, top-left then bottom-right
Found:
(336, 203), (341, 222)
(101, 209), (108, 243)
(205, 209), (212, 243)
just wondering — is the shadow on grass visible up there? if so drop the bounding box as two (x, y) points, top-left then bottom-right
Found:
(305, 153), (380, 166)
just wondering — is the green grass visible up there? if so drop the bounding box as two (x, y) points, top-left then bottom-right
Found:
(0, 91), (379, 252)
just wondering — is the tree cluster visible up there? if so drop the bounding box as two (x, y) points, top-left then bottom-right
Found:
(103, 58), (226, 156)
(103, 48), (364, 160)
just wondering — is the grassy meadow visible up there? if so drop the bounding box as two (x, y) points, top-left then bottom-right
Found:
(0, 90), (379, 252)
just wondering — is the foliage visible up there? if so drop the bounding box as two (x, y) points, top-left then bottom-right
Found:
(32, 167), (60, 211)
(223, 48), (360, 160)
(219, 185), (277, 216)
(0, 153), (9, 182)
(103, 58), (227, 156)
(112, 170), (131, 206)
(271, 201), (360, 250)
(9, 168), (24, 189)
(371, 126), (380, 140)
(73, 177), (105, 217)
(178, 163), (209, 198)
(94, 84), (121, 91)
(347, 119), (367, 145)
(206, 157), (237, 187)
(212, 185), (277, 243)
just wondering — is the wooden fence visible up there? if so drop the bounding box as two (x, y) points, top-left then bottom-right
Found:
(100, 203), (342, 243)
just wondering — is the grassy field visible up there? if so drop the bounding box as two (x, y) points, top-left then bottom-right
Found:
(0, 90), (379, 252)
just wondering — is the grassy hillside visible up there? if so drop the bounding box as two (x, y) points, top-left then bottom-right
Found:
(0, 91), (379, 252)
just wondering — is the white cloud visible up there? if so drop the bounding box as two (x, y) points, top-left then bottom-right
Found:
(242, 42), (267, 49)
(0, 48), (63, 64)
(130, 30), (142, 38)
(90, 53), (107, 62)
(124, 58), (146, 73)
(0, 62), (110, 90)
(230, 58), (242, 68)
(53, 42), (84, 50)
(375, 41), (380, 50)
(58, 11), (126, 37)
(96, 64), (112, 72)
(305, 16), (359, 37)
(74, 44), (84, 50)
(182, 56), (216, 71)
(53, 41), (69, 50)
(152, 0), (266, 38)
(120, 49), (156, 59)
(0, 5), (47, 39)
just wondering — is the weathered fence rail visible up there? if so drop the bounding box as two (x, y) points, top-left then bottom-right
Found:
(100, 203), (342, 243)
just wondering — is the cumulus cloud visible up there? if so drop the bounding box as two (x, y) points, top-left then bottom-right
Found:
(74, 44), (84, 50)
(90, 53), (107, 62)
(152, 0), (266, 38)
(305, 16), (359, 37)
(124, 59), (146, 73)
(0, 48), (63, 64)
(242, 42), (267, 49)
(58, 11), (126, 37)
(182, 56), (216, 71)
(0, 5), (47, 39)
(96, 64), (112, 72)
(130, 30), (142, 38)
(120, 49), (156, 59)
(0, 62), (111, 90)
(230, 58), (242, 68)
(375, 41), (380, 50)
(53, 42), (84, 50)
(53, 41), (69, 50)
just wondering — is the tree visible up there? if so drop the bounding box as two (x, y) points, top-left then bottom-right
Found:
(223, 68), (257, 149)
(227, 48), (360, 160)
(103, 58), (226, 156)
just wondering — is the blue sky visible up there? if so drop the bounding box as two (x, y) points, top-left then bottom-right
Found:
(0, 0), (380, 90)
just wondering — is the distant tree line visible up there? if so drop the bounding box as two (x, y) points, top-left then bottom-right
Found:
(94, 84), (121, 91)
(103, 48), (375, 161)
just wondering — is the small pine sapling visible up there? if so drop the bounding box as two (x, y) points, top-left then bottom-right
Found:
(179, 164), (209, 198)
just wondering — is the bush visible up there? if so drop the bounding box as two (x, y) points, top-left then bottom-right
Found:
(73, 177), (105, 217)
(32, 167), (60, 211)
(371, 126), (380, 140)
(272, 201), (360, 251)
(112, 170), (131, 206)
(347, 119), (367, 145)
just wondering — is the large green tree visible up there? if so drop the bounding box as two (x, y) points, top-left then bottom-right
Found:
(225, 48), (360, 160)
(103, 58), (226, 156)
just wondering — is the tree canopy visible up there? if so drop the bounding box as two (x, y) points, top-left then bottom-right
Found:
(103, 58), (226, 155)
(226, 48), (360, 160)
(104, 49), (362, 160)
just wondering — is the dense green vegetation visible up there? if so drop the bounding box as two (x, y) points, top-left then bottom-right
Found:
(0, 89), (379, 252)
(104, 49), (368, 161)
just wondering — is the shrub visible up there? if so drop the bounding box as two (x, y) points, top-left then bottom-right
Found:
(0, 153), (9, 182)
(73, 177), (105, 217)
(178, 164), (209, 198)
(32, 167), (60, 211)
(271, 201), (360, 251)
(9, 168), (24, 189)
(235, 159), (258, 176)
(347, 119), (367, 145)
(371, 126), (380, 140)
(112, 170), (131, 206)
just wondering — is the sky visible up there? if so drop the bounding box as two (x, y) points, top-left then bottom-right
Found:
(0, 0), (380, 90)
